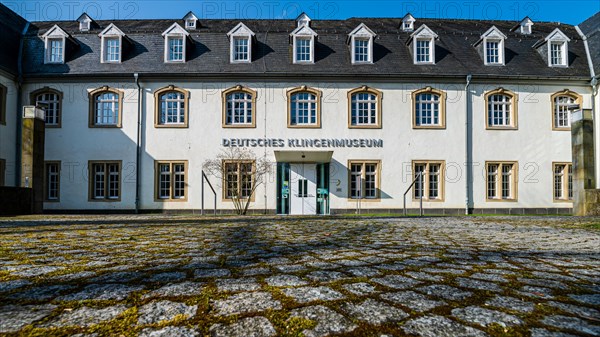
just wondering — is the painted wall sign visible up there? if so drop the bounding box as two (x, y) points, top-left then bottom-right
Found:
(222, 138), (383, 148)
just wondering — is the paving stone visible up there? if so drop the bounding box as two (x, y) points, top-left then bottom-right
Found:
(375, 263), (406, 271)
(0, 304), (57, 333)
(568, 294), (600, 306)
(210, 317), (276, 337)
(456, 277), (502, 292)
(372, 275), (420, 289)
(12, 266), (64, 277)
(282, 286), (345, 303)
(541, 315), (600, 335)
(381, 291), (446, 312)
(518, 286), (554, 299)
(342, 299), (409, 325)
(485, 296), (535, 313)
(138, 301), (197, 325)
(42, 305), (127, 327)
(416, 285), (473, 301)
(422, 267), (467, 275)
(335, 259), (368, 267)
(57, 283), (144, 301)
(194, 269), (231, 278)
(143, 281), (204, 299)
(91, 271), (144, 283)
(470, 273), (509, 283)
(216, 278), (261, 292)
(546, 301), (600, 319)
(242, 267), (271, 276)
(265, 275), (308, 287)
(148, 272), (187, 283)
(0, 279), (31, 293)
(289, 305), (357, 337)
(139, 326), (199, 337)
(274, 264), (309, 273)
(342, 282), (380, 296)
(402, 315), (488, 337)
(306, 270), (348, 283)
(530, 328), (578, 337)
(50, 271), (97, 281)
(8, 285), (75, 301)
(345, 266), (381, 277)
(212, 292), (282, 316)
(405, 271), (444, 281)
(452, 306), (524, 328)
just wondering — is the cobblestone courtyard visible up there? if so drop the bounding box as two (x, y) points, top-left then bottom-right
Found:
(0, 215), (599, 337)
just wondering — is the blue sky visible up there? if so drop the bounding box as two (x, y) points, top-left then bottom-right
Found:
(4, 0), (599, 25)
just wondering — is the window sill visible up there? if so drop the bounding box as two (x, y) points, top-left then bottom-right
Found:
(155, 198), (188, 202)
(89, 125), (122, 128)
(155, 124), (189, 128)
(553, 199), (573, 203)
(223, 124), (256, 129)
(412, 198), (445, 202)
(349, 125), (382, 129)
(45, 124), (61, 129)
(413, 125), (446, 130)
(485, 198), (518, 202)
(347, 198), (381, 203)
(485, 126), (518, 131)
(288, 124), (321, 129)
(88, 198), (122, 202)
(552, 127), (571, 131)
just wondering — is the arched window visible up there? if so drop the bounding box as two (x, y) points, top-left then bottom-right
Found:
(154, 86), (190, 128)
(348, 86), (382, 128)
(412, 87), (446, 128)
(551, 90), (582, 130)
(30, 87), (63, 127)
(222, 86), (256, 128)
(287, 86), (321, 128)
(88, 86), (123, 127)
(485, 88), (518, 129)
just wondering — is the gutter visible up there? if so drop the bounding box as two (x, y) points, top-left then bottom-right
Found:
(134, 73), (141, 213)
(15, 22), (30, 186)
(465, 74), (472, 215)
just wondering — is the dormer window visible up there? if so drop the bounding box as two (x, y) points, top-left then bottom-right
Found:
(76, 13), (94, 32)
(410, 24), (437, 64)
(99, 23), (125, 63)
(478, 26), (507, 66)
(162, 23), (189, 63)
(227, 23), (255, 63)
(42, 25), (69, 64)
(401, 13), (416, 32)
(546, 28), (570, 67)
(183, 11), (198, 30)
(348, 23), (376, 64)
(290, 14), (317, 64)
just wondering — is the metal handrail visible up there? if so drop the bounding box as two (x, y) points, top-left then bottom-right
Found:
(403, 171), (424, 216)
(201, 170), (217, 215)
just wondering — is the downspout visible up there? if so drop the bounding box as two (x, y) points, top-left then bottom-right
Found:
(134, 73), (141, 213)
(15, 22), (30, 186)
(465, 74), (472, 215)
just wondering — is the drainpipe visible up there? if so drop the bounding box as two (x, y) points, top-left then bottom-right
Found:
(134, 73), (141, 213)
(465, 74), (472, 215)
(15, 22), (30, 186)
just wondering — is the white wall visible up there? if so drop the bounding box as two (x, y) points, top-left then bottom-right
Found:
(26, 80), (591, 211)
(0, 72), (18, 187)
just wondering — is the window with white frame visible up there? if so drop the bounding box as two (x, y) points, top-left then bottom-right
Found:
(350, 91), (379, 126)
(553, 163), (573, 201)
(43, 25), (68, 64)
(290, 92), (317, 125)
(550, 41), (566, 66)
(224, 161), (254, 199)
(415, 92), (440, 126)
(160, 91), (186, 125)
(416, 39), (431, 63)
(90, 162), (121, 200)
(349, 161), (379, 199)
(167, 36), (184, 62)
(156, 161), (186, 200)
(91, 89), (121, 126)
(45, 162), (60, 201)
(554, 95), (575, 128)
(233, 37), (249, 61)
(48, 39), (64, 63)
(35, 91), (61, 126)
(354, 39), (370, 62)
(296, 37), (312, 62)
(486, 40), (500, 64)
(486, 89), (516, 128)
(487, 162), (517, 200)
(226, 91), (253, 125)
(104, 37), (120, 62)
(413, 161), (443, 200)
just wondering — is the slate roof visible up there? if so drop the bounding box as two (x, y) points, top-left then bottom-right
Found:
(0, 3), (28, 75)
(578, 11), (600, 76)
(16, 15), (596, 80)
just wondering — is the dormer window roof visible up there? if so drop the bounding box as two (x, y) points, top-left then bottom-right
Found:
(348, 23), (376, 64)
(408, 24), (438, 64)
(98, 23), (126, 63)
(475, 26), (507, 65)
(227, 22), (255, 63)
(511, 17), (534, 35)
(76, 13), (95, 32)
(162, 23), (190, 63)
(42, 25), (75, 64)
(183, 11), (198, 30)
(290, 15), (317, 64)
(534, 28), (571, 67)
(401, 13), (416, 32)
(296, 12), (311, 28)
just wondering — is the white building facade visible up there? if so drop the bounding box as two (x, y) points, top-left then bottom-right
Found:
(2, 6), (599, 214)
